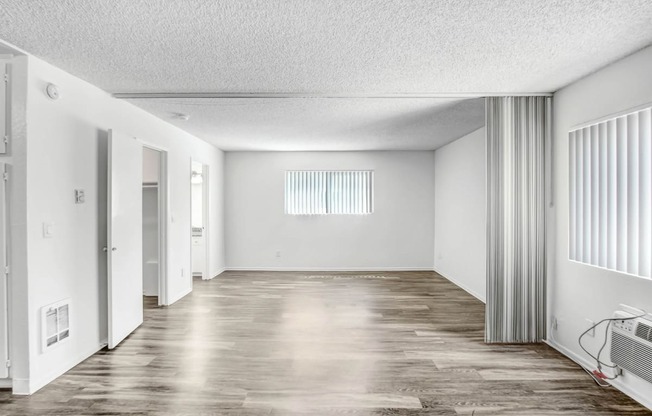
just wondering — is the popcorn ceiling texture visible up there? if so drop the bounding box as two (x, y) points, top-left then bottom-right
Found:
(0, 0), (650, 150)
(130, 97), (485, 151)
(2, 0), (650, 93)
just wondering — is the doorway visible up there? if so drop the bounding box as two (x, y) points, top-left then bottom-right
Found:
(191, 160), (209, 282)
(142, 147), (168, 307)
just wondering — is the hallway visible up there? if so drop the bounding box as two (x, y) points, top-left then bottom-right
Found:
(0, 271), (648, 415)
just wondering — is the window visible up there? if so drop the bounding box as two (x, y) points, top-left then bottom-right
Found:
(569, 106), (651, 278)
(285, 170), (373, 215)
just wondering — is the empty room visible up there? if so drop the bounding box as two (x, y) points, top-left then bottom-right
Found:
(0, 1), (651, 415)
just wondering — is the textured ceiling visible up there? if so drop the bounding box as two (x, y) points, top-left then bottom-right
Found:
(1, 0), (651, 150)
(129, 97), (485, 151)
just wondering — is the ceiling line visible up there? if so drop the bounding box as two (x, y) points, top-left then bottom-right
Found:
(113, 92), (554, 99)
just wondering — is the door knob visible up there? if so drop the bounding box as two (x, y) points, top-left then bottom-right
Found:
(102, 247), (107, 252)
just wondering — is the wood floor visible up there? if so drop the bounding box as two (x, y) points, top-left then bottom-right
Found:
(0, 271), (649, 415)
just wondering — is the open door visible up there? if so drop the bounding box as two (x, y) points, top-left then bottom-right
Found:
(107, 130), (143, 349)
(0, 163), (8, 377)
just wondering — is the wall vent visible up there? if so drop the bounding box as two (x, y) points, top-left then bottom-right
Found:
(611, 310), (652, 384)
(41, 299), (70, 352)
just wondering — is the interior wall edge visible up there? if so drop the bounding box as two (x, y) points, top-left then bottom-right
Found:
(433, 267), (486, 303)
(167, 286), (193, 306)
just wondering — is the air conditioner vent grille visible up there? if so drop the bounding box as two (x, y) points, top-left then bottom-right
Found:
(611, 331), (652, 383)
(635, 322), (652, 342)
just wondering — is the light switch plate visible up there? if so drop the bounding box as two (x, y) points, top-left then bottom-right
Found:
(74, 189), (85, 204)
(43, 222), (54, 238)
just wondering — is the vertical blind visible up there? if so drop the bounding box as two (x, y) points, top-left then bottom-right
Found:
(569, 106), (652, 279)
(285, 170), (373, 215)
(486, 96), (550, 343)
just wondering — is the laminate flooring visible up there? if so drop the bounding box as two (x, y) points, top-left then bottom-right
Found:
(0, 271), (649, 415)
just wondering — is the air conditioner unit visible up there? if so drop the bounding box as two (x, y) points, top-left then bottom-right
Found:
(610, 309), (652, 383)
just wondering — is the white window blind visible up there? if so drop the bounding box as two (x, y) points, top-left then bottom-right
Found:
(569, 106), (652, 278)
(285, 170), (373, 215)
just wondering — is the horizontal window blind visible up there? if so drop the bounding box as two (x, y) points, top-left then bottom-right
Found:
(569, 106), (652, 278)
(285, 170), (373, 215)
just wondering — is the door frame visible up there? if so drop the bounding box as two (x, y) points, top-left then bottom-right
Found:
(0, 163), (10, 380)
(141, 142), (170, 306)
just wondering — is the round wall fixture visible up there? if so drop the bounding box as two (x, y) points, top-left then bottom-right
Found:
(46, 83), (60, 100)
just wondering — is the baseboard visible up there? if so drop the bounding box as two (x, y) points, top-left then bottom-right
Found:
(12, 378), (28, 395)
(545, 339), (652, 411)
(433, 267), (486, 303)
(167, 285), (193, 305)
(0, 378), (11, 389)
(225, 267), (433, 272)
(209, 268), (226, 279)
(14, 343), (103, 395)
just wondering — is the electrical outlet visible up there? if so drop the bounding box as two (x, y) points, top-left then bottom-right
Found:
(585, 319), (595, 337)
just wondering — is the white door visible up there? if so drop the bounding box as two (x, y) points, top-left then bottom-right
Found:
(0, 163), (8, 377)
(107, 130), (143, 349)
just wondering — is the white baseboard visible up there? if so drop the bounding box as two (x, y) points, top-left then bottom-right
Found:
(167, 285), (192, 305)
(14, 343), (103, 395)
(12, 378), (28, 395)
(225, 267), (433, 272)
(433, 267), (486, 303)
(545, 339), (652, 411)
(209, 268), (226, 279)
(0, 378), (11, 389)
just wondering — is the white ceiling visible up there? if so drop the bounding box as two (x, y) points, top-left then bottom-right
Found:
(1, 0), (651, 150)
(130, 97), (485, 151)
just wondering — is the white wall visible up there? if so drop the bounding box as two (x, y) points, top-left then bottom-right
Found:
(225, 151), (434, 270)
(549, 45), (652, 409)
(434, 127), (486, 301)
(191, 183), (203, 228)
(142, 146), (160, 184)
(13, 55), (225, 394)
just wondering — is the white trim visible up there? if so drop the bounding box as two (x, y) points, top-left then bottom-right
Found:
(167, 285), (192, 306)
(202, 164), (210, 281)
(212, 268), (226, 278)
(13, 343), (102, 395)
(114, 92), (553, 99)
(157, 150), (169, 306)
(225, 267), (432, 272)
(0, 378), (11, 389)
(12, 378), (28, 395)
(433, 268), (486, 303)
(545, 339), (652, 411)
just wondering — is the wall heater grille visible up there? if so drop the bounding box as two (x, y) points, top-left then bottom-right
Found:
(41, 299), (70, 352)
(611, 311), (652, 384)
